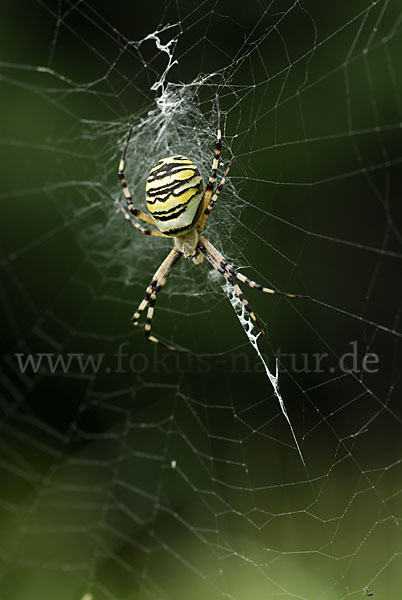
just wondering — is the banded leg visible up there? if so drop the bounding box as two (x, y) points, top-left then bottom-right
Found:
(121, 206), (167, 237)
(202, 96), (222, 213)
(198, 239), (267, 337)
(118, 126), (156, 226)
(131, 248), (183, 350)
(131, 248), (182, 324)
(200, 237), (300, 298)
(198, 158), (234, 232)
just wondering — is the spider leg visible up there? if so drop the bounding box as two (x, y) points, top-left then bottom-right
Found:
(118, 126), (158, 227)
(198, 238), (267, 337)
(131, 248), (183, 350)
(198, 158), (234, 232)
(200, 237), (301, 298)
(201, 96), (222, 214)
(120, 206), (168, 237)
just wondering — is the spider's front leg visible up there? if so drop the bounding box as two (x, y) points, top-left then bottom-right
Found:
(131, 248), (183, 351)
(200, 237), (301, 299)
(198, 237), (267, 336)
(197, 236), (301, 338)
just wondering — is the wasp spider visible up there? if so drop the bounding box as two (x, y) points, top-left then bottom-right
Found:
(118, 98), (299, 350)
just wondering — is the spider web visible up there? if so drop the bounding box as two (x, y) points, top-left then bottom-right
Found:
(1, 1), (402, 599)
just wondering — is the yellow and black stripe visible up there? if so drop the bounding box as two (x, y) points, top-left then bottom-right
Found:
(145, 155), (204, 236)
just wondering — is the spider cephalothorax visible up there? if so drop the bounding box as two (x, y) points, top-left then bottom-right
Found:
(117, 98), (298, 350)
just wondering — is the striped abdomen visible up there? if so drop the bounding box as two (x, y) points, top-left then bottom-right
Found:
(145, 155), (204, 236)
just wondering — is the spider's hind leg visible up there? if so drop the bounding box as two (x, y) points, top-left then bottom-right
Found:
(118, 126), (157, 227)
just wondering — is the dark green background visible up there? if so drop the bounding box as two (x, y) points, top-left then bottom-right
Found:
(1, 1), (401, 599)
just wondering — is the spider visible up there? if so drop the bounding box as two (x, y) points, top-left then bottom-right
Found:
(118, 98), (299, 350)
